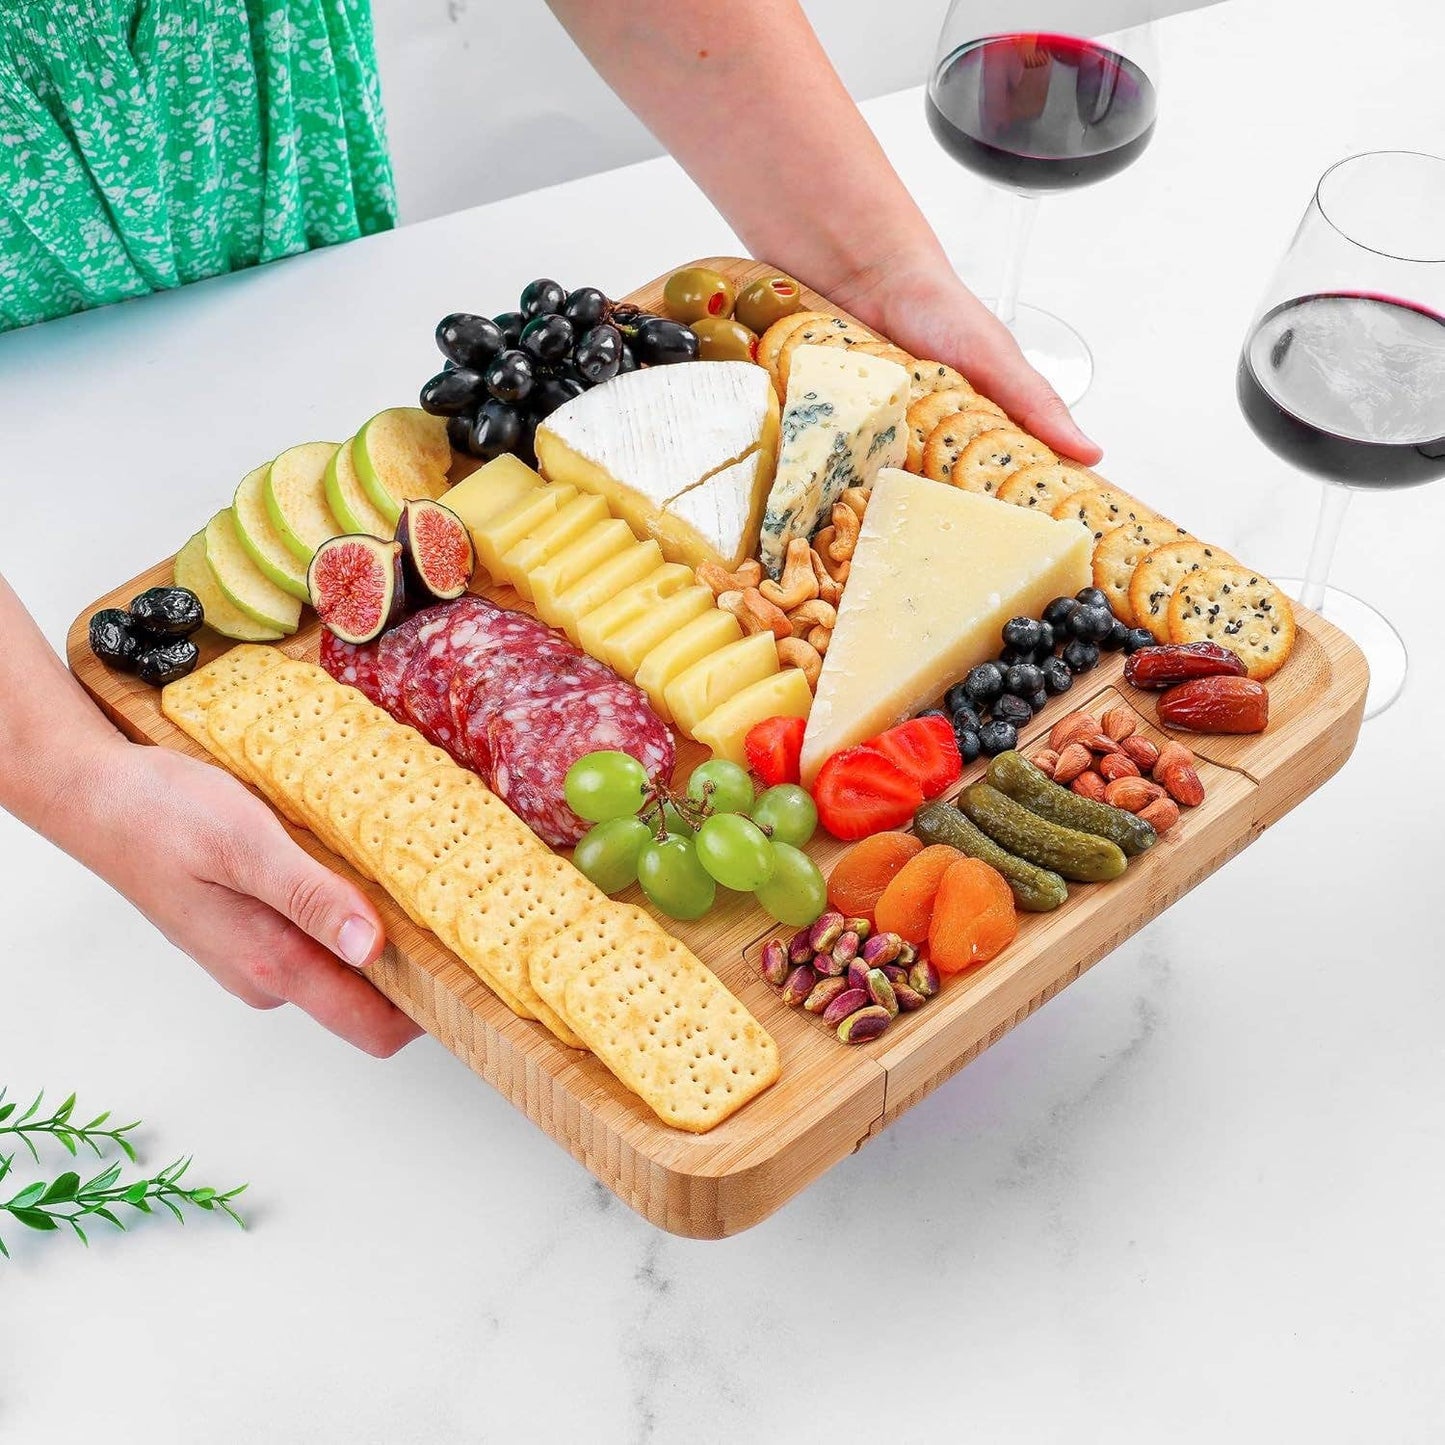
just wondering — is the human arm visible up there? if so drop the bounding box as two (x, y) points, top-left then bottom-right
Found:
(545, 0), (1101, 463)
(0, 574), (420, 1057)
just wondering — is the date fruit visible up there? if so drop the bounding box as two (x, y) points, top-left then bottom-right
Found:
(1124, 640), (1247, 690)
(1157, 676), (1269, 734)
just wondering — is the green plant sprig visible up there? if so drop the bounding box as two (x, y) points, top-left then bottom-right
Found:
(0, 1152), (246, 1256)
(0, 1086), (141, 1163)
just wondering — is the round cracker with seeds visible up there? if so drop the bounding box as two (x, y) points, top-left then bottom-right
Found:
(1128, 539), (1239, 643)
(998, 461), (1102, 511)
(950, 427), (1056, 495)
(1051, 485), (1160, 544)
(921, 409), (1012, 481)
(1090, 518), (1195, 625)
(1167, 565), (1295, 680)
(852, 340), (915, 370)
(905, 387), (978, 470)
(757, 310), (833, 378)
(776, 316), (875, 393)
(909, 359), (971, 402)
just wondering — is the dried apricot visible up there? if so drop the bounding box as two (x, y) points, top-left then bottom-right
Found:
(873, 844), (961, 944)
(826, 831), (924, 923)
(929, 858), (1018, 974)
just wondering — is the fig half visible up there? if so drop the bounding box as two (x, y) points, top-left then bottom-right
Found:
(308, 534), (406, 644)
(395, 498), (475, 604)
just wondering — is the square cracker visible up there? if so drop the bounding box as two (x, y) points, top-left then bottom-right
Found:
(410, 837), (543, 1019)
(204, 661), (338, 785)
(529, 901), (663, 1039)
(242, 687), (349, 824)
(560, 904), (780, 1133)
(161, 644), (286, 753)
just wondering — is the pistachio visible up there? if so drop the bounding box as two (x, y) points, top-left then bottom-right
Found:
(837, 1005), (892, 1043)
(896, 941), (919, 968)
(847, 957), (871, 992)
(908, 958), (941, 999)
(821, 987), (870, 1026)
(831, 931), (860, 969)
(813, 949), (848, 978)
(804, 976), (851, 1014)
(866, 968), (899, 1018)
(892, 981), (928, 1012)
(788, 929), (814, 967)
(843, 917), (872, 942)
(780, 964), (816, 1008)
(759, 939), (789, 987)
(861, 932), (902, 967)
(809, 911), (846, 953)
(880, 963), (909, 986)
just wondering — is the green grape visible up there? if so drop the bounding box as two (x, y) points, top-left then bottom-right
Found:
(637, 833), (716, 920)
(661, 800), (698, 837)
(686, 759), (755, 816)
(564, 751), (649, 823)
(573, 817), (651, 895)
(750, 784), (818, 849)
(695, 813), (776, 892)
(753, 842), (827, 927)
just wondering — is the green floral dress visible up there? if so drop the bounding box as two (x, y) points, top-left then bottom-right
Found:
(0, 0), (396, 332)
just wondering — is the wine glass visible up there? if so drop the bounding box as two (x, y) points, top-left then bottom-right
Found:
(925, 5), (1161, 405)
(1236, 151), (1445, 718)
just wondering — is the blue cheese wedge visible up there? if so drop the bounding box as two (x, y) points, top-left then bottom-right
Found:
(759, 345), (909, 578)
(534, 362), (780, 570)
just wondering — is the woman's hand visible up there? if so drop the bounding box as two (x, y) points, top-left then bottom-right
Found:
(75, 738), (422, 1058)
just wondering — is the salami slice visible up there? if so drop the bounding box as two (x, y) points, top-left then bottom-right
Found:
(374, 604), (457, 716)
(318, 631), (384, 706)
(488, 676), (675, 847)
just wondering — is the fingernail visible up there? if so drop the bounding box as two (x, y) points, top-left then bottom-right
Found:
(338, 915), (378, 967)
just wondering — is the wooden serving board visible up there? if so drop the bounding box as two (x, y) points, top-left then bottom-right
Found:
(67, 259), (1368, 1238)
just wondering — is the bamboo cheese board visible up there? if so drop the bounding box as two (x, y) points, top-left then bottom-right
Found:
(67, 259), (1369, 1237)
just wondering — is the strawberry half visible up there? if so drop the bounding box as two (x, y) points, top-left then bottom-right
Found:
(812, 745), (925, 841)
(744, 714), (807, 788)
(865, 715), (963, 800)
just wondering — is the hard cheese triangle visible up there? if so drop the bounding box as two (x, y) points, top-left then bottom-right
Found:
(800, 469), (1092, 785)
(534, 361), (780, 570)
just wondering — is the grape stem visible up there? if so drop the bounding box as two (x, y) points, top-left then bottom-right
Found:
(635, 778), (766, 841)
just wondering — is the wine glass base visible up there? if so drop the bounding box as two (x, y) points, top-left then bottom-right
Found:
(1275, 578), (1407, 719)
(977, 300), (1094, 407)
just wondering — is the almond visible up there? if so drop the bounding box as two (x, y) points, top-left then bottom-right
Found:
(1101, 705), (1138, 741)
(1052, 742), (1094, 784)
(1138, 796), (1181, 833)
(1077, 730), (1124, 756)
(1104, 777), (1165, 812)
(1153, 739), (1195, 776)
(1098, 752), (1141, 782)
(1159, 762), (1205, 808)
(1121, 735), (1160, 771)
(1070, 770), (1107, 801)
(1048, 711), (1096, 752)
(1030, 748), (1061, 779)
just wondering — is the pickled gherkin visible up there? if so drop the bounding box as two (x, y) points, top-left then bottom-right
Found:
(960, 783), (1128, 883)
(987, 751), (1157, 858)
(914, 801), (1069, 912)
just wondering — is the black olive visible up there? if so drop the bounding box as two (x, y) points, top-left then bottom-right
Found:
(520, 313), (574, 364)
(485, 349), (535, 405)
(89, 608), (143, 672)
(493, 310), (525, 347)
(573, 323), (623, 385)
(519, 278), (566, 319)
(469, 398), (522, 459)
(562, 286), (610, 330)
(633, 316), (700, 366)
(436, 313), (505, 370)
(419, 367), (486, 417)
(137, 637), (200, 687)
(129, 587), (203, 638)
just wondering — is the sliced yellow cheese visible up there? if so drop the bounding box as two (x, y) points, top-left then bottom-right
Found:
(577, 563), (695, 665)
(444, 454), (542, 545)
(500, 492), (610, 600)
(633, 608), (744, 722)
(693, 668), (813, 765)
(530, 519), (636, 625)
(606, 585), (718, 683)
(471, 484), (577, 579)
(548, 540), (664, 644)
(800, 469), (1092, 786)
(665, 632), (780, 739)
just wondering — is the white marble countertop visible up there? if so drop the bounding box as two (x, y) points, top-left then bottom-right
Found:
(3, 1), (1444, 1440)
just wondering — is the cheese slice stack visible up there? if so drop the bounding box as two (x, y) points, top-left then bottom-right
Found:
(759, 345), (908, 579)
(535, 362), (780, 571)
(800, 469), (1092, 786)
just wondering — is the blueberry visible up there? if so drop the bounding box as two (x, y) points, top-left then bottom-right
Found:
(1103, 618), (1131, 652)
(1062, 639), (1100, 674)
(949, 702), (982, 735)
(1027, 688), (1049, 714)
(1001, 616), (1043, 653)
(1036, 621), (1056, 654)
(943, 680), (974, 716)
(956, 728), (982, 763)
(998, 645), (1030, 667)
(1076, 586), (1111, 609)
(1069, 603), (1115, 643)
(964, 662), (1005, 707)
(979, 720), (1018, 756)
(1004, 662), (1044, 698)
(992, 693), (1034, 727)
(1125, 628), (1156, 654)
(1041, 656), (1074, 694)
(919, 708), (949, 722)
(1042, 596), (1080, 630)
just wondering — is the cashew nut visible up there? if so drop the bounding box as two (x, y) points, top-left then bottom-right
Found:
(758, 537), (820, 611)
(809, 549), (844, 605)
(828, 503), (861, 562)
(777, 637), (823, 689)
(697, 559), (764, 597)
(740, 587), (793, 642)
(838, 487), (871, 520)
(807, 624), (832, 656)
(789, 598), (837, 632)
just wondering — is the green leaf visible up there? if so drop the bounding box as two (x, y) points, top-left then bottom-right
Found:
(0, 1103), (15, 1125)
(55, 1131), (78, 1157)
(91, 1206), (124, 1230)
(122, 1182), (148, 1206)
(39, 1172), (79, 1205)
(158, 1196), (185, 1224)
(0, 1232), (9, 1258)
(7, 1182), (47, 1210)
(55, 1093), (76, 1122)
(71, 1220), (89, 1247)
(115, 1135), (138, 1164)
(18, 1092), (41, 1125)
(191, 1188), (216, 1204)
(86, 1163), (123, 1195)
(10, 1207), (59, 1232)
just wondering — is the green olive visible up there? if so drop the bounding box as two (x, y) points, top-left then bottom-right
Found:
(663, 267), (736, 324)
(691, 316), (759, 363)
(734, 274), (803, 335)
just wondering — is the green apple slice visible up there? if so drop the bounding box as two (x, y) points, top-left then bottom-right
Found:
(232, 464), (310, 600)
(354, 408), (452, 527)
(173, 531), (286, 642)
(325, 436), (394, 537)
(204, 511), (302, 634)
(264, 441), (343, 563)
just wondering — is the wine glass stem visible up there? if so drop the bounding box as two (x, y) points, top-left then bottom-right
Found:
(995, 192), (1040, 329)
(1300, 483), (1353, 613)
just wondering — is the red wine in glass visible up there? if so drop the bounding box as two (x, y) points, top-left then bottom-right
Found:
(1237, 292), (1445, 489)
(926, 34), (1159, 193)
